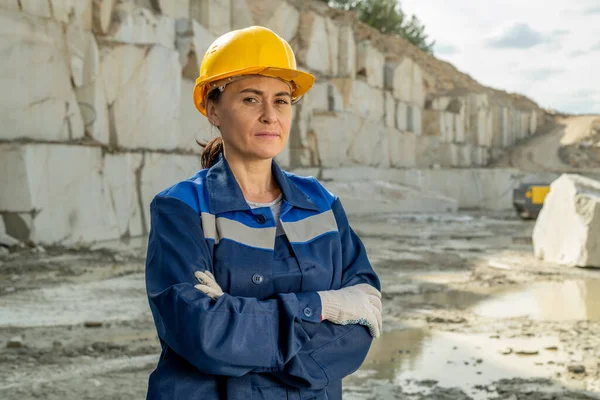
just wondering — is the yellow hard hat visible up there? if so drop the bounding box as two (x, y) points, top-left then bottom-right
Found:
(193, 26), (315, 116)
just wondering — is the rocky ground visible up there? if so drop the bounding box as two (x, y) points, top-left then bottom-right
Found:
(1, 211), (599, 399)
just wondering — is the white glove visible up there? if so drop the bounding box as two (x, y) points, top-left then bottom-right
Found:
(194, 270), (224, 300)
(318, 284), (382, 338)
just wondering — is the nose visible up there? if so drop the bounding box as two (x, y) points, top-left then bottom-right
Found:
(260, 102), (277, 124)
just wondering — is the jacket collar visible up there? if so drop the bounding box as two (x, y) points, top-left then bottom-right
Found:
(206, 153), (319, 214)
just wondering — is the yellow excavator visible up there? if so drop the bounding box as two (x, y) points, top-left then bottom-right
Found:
(513, 183), (551, 219)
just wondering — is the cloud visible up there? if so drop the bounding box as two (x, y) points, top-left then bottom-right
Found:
(569, 42), (600, 57)
(434, 42), (460, 55)
(486, 23), (545, 49)
(522, 68), (565, 81)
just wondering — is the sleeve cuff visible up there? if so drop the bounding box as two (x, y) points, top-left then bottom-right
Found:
(295, 292), (322, 323)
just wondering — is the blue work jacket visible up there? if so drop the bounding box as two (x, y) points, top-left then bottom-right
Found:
(145, 153), (381, 399)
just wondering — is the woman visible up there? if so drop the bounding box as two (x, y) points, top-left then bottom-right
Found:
(145, 26), (382, 400)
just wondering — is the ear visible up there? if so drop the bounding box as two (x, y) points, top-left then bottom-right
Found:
(206, 101), (221, 127)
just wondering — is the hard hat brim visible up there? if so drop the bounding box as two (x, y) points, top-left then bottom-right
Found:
(193, 66), (316, 116)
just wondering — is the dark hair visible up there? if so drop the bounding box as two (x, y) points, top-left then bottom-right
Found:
(198, 88), (224, 169)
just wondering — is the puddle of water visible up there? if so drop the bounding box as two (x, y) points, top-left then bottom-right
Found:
(403, 280), (600, 322)
(473, 280), (600, 322)
(409, 270), (471, 285)
(348, 328), (567, 399)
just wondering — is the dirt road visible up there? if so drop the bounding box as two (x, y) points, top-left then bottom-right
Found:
(492, 115), (600, 173)
(1, 211), (600, 399)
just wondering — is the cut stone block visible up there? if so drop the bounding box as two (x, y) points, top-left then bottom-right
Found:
(103, 153), (145, 237)
(0, 1), (19, 12)
(64, 26), (109, 144)
(471, 146), (489, 166)
(0, 11), (84, 141)
(19, 0), (51, 17)
(458, 144), (472, 167)
(455, 109), (466, 143)
(357, 41), (384, 88)
(529, 110), (538, 135)
(176, 18), (216, 80)
(338, 24), (356, 78)
(49, 0), (93, 29)
(150, 0), (189, 19)
(0, 144), (120, 245)
(469, 94), (493, 148)
(288, 82), (343, 167)
(384, 91), (395, 128)
(104, 2), (175, 49)
(0, 143), (205, 245)
(533, 174), (600, 267)
(412, 106), (423, 136)
(414, 136), (453, 168)
(396, 102), (408, 132)
(189, 0), (231, 37)
(297, 12), (338, 75)
(231, 0), (254, 29)
(99, 45), (148, 105)
(141, 152), (202, 231)
(388, 129), (416, 168)
(310, 112), (389, 168)
(332, 79), (384, 121)
(178, 79), (210, 152)
(111, 45), (181, 150)
(388, 57), (425, 106)
(247, 0), (299, 42)
(440, 111), (454, 142)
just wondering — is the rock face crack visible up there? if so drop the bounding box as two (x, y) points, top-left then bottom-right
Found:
(108, 103), (118, 148)
(134, 153), (147, 236)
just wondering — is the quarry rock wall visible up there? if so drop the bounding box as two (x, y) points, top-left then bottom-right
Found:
(0, 0), (552, 245)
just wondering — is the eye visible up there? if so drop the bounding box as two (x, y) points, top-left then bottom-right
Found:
(275, 98), (290, 105)
(243, 97), (258, 104)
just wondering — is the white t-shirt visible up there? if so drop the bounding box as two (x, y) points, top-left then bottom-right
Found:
(246, 194), (285, 236)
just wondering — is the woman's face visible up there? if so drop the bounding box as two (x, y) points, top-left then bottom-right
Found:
(207, 76), (293, 162)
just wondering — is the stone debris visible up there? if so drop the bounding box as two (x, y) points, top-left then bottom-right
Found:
(6, 336), (24, 348)
(533, 174), (600, 267)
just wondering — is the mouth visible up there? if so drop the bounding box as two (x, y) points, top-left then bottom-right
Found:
(255, 131), (280, 138)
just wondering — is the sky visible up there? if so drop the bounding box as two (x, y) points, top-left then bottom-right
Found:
(400, 0), (600, 114)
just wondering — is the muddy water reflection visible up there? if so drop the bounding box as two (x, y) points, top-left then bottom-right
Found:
(473, 280), (600, 322)
(351, 329), (567, 398)
(403, 279), (600, 322)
